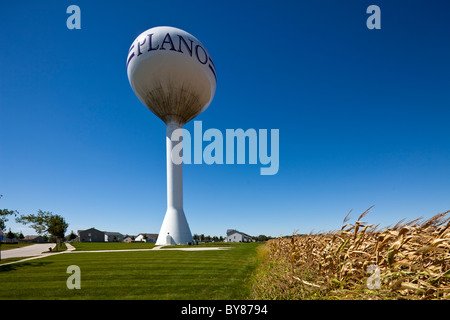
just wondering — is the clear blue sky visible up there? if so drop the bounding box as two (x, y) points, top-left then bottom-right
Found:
(1, 0), (449, 238)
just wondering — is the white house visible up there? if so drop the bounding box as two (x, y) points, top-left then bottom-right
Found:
(135, 233), (158, 243)
(226, 229), (253, 243)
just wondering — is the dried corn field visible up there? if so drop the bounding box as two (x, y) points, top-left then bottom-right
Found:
(251, 207), (450, 300)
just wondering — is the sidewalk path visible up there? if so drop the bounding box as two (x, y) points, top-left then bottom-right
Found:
(65, 243), (76, 251)
(1, 243), (56, 259)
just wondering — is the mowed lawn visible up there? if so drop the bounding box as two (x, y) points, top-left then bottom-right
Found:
(0, 243), (261, 300)
(70, 242), (156, 251)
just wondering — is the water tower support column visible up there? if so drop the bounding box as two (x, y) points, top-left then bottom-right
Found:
(155, 120), (193, 245)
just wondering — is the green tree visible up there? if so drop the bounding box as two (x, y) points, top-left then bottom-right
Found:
(16, 210), (68, 251)
(67, 230), (77, 241)
(6, 228), (15, 242)
(0, 195), (18, 261)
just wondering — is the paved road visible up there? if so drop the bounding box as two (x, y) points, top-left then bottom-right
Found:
(1, 243), (56, 259)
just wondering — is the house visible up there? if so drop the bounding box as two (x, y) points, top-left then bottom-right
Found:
(0, 232), (18, 242)
(226, 229), (253, 243)
(104, 232), (125, 242)
(135, 233), (158, 243)
(24, 235), (46, 243)
(77, 228), (105, 242)
(122, 236), (135, 243)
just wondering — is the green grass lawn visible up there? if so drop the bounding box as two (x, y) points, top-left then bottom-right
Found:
(0, 242), (261, 300)
(70, 242), (156, 251)
(0, 257), (34, 265)
(161, 242), (235, 249)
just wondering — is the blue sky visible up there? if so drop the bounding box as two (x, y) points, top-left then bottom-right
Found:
(1, 0), (449, 238)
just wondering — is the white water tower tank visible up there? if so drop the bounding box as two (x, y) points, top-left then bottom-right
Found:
(127, 26), (217, 245)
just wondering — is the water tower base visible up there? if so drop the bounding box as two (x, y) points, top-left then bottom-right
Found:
(155, 207), (193, 245)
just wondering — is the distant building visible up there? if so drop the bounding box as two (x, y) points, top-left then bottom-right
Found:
(77, 228), (105, 242)
(24, 235), (46, 243)
(122, 236), (135, 243)
(77, 228), (157, 243)
(104, 232), (124, 242)
(0, 232), (18, 242)
(135, 233), (158, 243)
(1, 233), (46, 243)
(226, 229), (253, 243)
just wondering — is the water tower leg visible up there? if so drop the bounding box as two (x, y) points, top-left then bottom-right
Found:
(156, 120), (193, 245)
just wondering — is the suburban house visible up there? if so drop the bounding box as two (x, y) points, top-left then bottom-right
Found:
(135, 233), (158, 243)
(104, 232), (125, 242)
(77, 228), (105, 242)
(24, 235), (46, 243)
(0, 232), (19, 242)
(0, 232), (9, 242)
(0, 233), (46, 243)
(122, 236), (135, 243)
(76, 228), (159, 243)
(226, 229), (253, 243)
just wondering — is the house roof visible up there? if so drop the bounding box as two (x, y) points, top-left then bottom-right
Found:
(103, 231), (124, 236)
(226, 229), (252, 238)
(77, 228), (123, 236)
(24, 235), (42, 240)
(138, 233), (158, 239)
(77, 227), (104, 234)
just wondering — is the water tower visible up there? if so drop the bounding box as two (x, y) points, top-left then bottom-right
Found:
(127, 26), (217, 245)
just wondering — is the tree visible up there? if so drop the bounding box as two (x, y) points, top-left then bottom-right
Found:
(67, 230), (77, 241)
(6, 228), (15, 242)
(254, 234), (271, 242)
(16, 210), (68, 251)
(0, 195), (18, 261)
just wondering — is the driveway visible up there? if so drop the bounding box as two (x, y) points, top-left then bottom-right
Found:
(1, 243), (56, 259)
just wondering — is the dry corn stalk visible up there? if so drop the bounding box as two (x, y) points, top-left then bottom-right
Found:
(253, 208), (450, 299)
